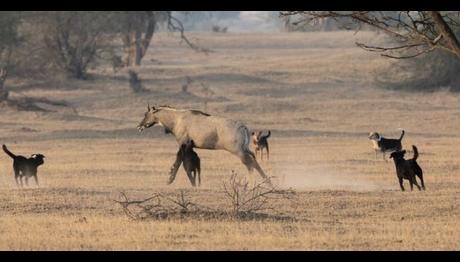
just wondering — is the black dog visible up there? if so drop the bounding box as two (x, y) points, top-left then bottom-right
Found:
(181, 140), (201, 187)
(369, 129), (405, 160)
(2, 144), (45, 187)
(389, 145), (425, 191)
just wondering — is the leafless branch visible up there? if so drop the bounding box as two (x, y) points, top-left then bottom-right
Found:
(167, 13), (212, 54)
(114, 173), (296, 221)
(222, 171), (295, 216)
(281, 11), (460, 60)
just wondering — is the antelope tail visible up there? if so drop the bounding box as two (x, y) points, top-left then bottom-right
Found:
(239, 125), (256, 159)
(2, 145), (16, 159)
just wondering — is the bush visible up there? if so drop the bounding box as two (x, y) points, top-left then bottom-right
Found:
(375, 49), (460, 92)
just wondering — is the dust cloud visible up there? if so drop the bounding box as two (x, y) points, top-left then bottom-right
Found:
(271, 164), (384, 192)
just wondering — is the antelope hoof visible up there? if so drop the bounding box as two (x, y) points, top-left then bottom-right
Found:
(167, 176), (175, 185)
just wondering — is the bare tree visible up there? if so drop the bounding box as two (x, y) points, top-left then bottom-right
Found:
(114, 11), (210, 67)
(116, 11), (165, 67)
(0, 12), (21, 102)
(38, 11), (114, 79)
(280, 11), (460, 60)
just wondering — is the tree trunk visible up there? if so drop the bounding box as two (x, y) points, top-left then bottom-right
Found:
(126, 30), (142, 67)
(134, 29), (142, 66)
(0, 68), (8, 102)
(71, 66), (86, 79)
(428, 11), (460, 59)
(125, 12), (156, 67)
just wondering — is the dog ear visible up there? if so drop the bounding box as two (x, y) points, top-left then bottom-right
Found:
(402, 150), (406, 155)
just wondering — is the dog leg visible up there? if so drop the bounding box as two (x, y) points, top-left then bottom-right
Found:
(14, 175), (20, 187)
(186, 170), (196, 187)
(399, 177), (405, 191)
(416, 166), (425, 190)
(192, 170), (197, 186)
(34, 175), (39, 187)
(266, 144), (269, 161)
(14, 169), (21, 187)
(412, 176), (421, 191)
(419, 174), (425, 191)
(409, 178), (414, 191)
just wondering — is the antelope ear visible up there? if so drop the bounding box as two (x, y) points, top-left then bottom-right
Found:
(147, 103), (151, 112)
(151, 105), (156, 111)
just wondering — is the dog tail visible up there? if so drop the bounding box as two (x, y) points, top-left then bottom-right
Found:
(398, 129), (405, 141)
(260, 130), (271, 140)
(2, 144), (16, 159)
(412, 145), (418, 161)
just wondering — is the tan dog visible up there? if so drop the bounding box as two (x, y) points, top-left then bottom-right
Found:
(251, 130), (271, 161)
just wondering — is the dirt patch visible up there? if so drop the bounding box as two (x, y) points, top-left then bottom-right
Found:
(273, 164), (386, 192)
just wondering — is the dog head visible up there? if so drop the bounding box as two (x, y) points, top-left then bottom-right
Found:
(31, 154), (45, 166)
(368, 132), (381, 141)
(389, 150), (406, 160)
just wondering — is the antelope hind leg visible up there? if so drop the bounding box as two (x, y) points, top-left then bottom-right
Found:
(168, 145), (185, 184)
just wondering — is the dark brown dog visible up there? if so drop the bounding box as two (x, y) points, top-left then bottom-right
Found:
(389, 145), (424, 191)
(3, 144), (45, 187)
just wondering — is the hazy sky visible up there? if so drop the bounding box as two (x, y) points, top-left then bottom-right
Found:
(174, 11), (283, 32)
(226, 11), (282, 32)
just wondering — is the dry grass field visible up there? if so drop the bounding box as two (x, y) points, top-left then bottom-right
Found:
(1, 31), (460, 250)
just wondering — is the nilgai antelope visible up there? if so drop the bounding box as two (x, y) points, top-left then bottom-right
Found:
(369, 129), (405, 160)
(2, 144), (45, 187)
(389, 145), (425, 191)
(137, 105), (270, 186)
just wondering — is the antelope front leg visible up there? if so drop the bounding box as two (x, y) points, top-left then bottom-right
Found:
(167, 145), (185, 184)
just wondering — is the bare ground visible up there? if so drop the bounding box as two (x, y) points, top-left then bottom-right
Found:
(1, 32), (460, 250)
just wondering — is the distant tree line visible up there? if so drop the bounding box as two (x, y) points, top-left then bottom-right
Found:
(0, 11), (208, 102)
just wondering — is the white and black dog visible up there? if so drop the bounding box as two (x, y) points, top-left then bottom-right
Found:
(368, 129), (405, 160)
